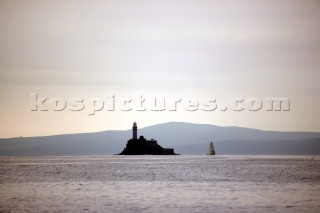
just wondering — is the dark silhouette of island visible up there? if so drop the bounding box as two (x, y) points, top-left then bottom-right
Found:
(119, 122), (178, 155)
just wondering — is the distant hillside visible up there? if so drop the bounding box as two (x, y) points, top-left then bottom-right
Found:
(175, 139), (320, 155)
(0, 122), (320, 155)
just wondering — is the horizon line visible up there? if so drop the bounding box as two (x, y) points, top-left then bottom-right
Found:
(1, 121), (319, 139)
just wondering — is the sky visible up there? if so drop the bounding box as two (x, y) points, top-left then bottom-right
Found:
(0, 0), (319, 138)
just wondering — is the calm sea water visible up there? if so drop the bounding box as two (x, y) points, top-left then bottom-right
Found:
(0, 155), (319, 212)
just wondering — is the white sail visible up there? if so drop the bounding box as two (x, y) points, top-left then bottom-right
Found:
(207, 141), (215, 155)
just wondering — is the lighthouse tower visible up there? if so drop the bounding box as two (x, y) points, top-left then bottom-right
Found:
(132, 122), (137, 139)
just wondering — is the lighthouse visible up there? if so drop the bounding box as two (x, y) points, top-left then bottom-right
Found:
(119, 122), (178, 155)
(132, 122), (137, 139)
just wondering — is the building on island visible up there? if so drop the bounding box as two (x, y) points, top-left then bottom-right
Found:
(132, 122), (137, 139)
(119, 122), (178, 155)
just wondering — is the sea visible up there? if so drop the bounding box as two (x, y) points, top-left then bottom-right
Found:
(0, 155), (319, 213)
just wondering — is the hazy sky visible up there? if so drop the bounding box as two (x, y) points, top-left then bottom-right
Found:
(0, 0), (319, 137)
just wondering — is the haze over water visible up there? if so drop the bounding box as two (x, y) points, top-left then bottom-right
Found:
(1, 155), (319, 212)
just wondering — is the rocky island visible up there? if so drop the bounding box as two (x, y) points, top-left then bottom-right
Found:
(119, 122), (178, 155)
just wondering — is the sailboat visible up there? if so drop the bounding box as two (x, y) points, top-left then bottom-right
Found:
(207, 141), (215, 155)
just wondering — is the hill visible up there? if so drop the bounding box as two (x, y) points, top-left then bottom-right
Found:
(0, 122), (319, 155)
